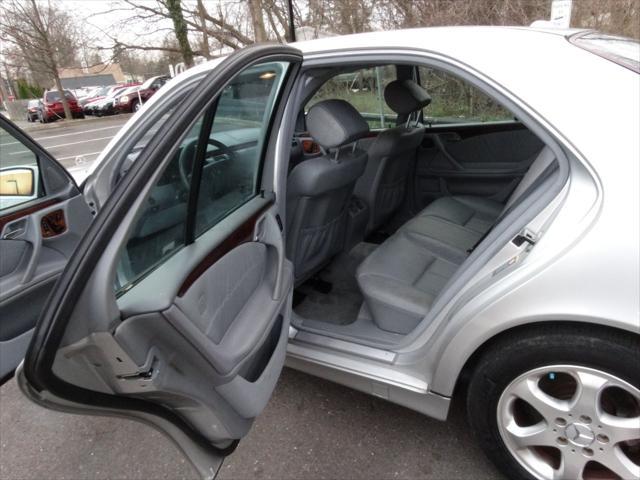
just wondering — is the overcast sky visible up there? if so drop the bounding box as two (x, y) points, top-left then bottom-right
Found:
(62, 0), (173, 46)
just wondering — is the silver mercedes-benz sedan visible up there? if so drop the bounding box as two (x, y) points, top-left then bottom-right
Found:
(1, 26), (638, 480)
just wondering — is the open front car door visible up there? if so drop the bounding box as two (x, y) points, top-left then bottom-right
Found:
(18, 44), (302, 478)
(0, 117), (93, 381)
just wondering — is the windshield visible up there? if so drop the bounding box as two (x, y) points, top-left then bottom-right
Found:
(140, 77), (156, 89)
(105, 87), (125, 99)
(570, 32), (640, 73)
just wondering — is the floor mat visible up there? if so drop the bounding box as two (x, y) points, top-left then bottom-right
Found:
(294, 242), (378, 325)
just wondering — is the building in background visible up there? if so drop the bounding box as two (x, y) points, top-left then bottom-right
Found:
(57, 63), (126, 89)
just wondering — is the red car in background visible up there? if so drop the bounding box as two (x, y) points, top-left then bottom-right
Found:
(39, 90), (84, 122)
(115, 75), (169, 113)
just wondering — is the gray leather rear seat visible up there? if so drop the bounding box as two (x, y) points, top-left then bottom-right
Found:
(357, 146), (555, 334)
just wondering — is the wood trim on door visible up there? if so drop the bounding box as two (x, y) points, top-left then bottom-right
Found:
(0, 198), (59, 234)
(177, 200), (274, 297)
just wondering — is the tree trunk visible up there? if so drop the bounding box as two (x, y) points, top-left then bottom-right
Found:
(196, 0), (211, 59)
(53, 73), (72, 120)
(0, 74), (11, 107)
(166, 0), (194, 67)
(249, 0), (267, 42)
(28, 0), (72, 120)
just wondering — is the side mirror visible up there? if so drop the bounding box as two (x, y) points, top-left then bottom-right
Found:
(0, 166), (39, 210)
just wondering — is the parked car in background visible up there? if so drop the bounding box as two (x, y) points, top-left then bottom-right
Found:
(116, 75), (169, 113)
(77, 86), (107, 107)
(86, 84), (140, 117)
(84, 84), (140, 116)
(38, 90), (84, 122)
(25, 100), (41, 122)
(94, 85), (140, 116)
(69, 87), (94, 100)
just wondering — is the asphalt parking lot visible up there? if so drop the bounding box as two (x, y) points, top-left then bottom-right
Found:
(1, 116), (504, 479)
(14, 114), (133, 181)
(1, 369), (502, 479)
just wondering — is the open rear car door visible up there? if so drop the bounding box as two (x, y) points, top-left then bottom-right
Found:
(18, 44), (302, 478)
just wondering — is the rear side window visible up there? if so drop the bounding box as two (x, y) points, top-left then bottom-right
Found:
(307, 66), (397, 129)
(417, 67), (514, 125)
(115, 60), (290, 293)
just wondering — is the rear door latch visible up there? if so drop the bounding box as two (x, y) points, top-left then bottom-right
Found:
(512, 228), (538, 247)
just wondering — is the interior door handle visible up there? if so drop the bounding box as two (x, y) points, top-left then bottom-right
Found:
(254, 211), (285, 301)
(2, 217), (28, 240)
(2, 227), (25, 239)
(432, 134), (464, 171)
(1, 216), (41, 284)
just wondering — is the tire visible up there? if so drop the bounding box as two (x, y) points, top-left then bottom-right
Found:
(466, 325), (640, 480)
(131, 99), (140, 112)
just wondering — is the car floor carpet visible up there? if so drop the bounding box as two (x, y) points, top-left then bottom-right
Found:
(294, 242), (378, 325)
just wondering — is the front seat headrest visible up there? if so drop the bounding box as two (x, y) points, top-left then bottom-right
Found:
(384, 80), (431, 115)
(307, 99), (369, 149)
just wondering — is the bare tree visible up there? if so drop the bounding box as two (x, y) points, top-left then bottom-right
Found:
(249, 0), (268, 42)
(375, 0), (551, 30)
(0, 0), (80, 119)
(573, 0), (640, 40)
(166, 0), (195, 66)
(304, 0), (377, 34)
(196, 0), (212, 58)
(92, 0), (296, 65)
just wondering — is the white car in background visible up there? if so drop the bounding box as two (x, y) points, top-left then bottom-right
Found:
(0, 27), (638, 480)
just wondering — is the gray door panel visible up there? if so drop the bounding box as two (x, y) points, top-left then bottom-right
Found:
(51, 209), (293, 447)
(0, 240), (28, 277)
(412, 126), (544, 209)
(0, 191), (92, 380)
(1, 115), (92, 380)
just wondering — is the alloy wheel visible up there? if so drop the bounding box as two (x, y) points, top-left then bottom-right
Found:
(497, 365), (640, 479)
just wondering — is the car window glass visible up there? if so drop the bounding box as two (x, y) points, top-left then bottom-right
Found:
(114, 60), (290, 292)
(195, 61), (288, 236)
(0, 126), (43, 211)
(307, 65), (397, 129)
(418, 66), (513, 125)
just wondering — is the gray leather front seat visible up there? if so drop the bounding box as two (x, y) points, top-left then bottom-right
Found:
(287, 99), (369, 285)
(354, 79), (431, 235)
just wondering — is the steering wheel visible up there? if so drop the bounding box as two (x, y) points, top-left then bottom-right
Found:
(178, 138), (235, 189)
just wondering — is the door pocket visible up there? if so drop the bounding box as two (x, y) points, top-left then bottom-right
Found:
(217, 309), (290, 418)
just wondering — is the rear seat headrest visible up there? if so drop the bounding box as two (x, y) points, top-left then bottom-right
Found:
(384, 80), (431, 115)
(307, 99), (369, 149)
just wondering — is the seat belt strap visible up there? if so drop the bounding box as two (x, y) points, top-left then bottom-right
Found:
(467, 161), (558, 253)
